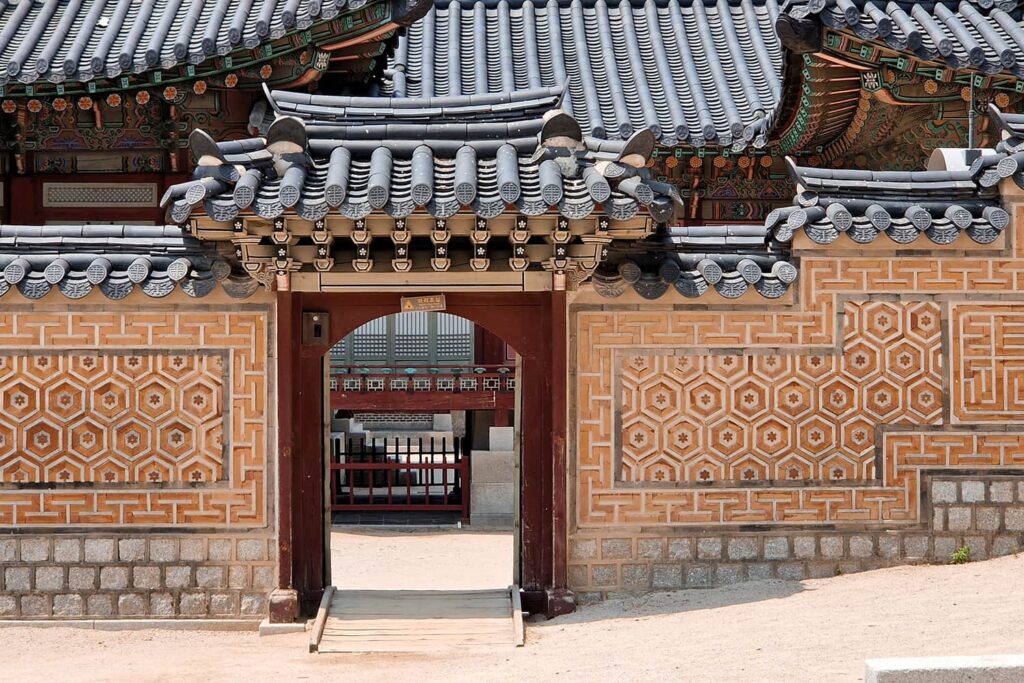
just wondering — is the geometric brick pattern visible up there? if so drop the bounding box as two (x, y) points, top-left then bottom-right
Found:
(574, 246), (1024, 529)
(621, 301), (942, 484)
(0, 352), (224, 485)
(0, 309), (269, 528)
(952, 304), (1024, 422)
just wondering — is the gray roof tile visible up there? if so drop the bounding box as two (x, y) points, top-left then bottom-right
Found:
(771, 142), (1011, 246)
(171, 94), (684, 223)
(594, 224), (796, 299)
(0, 224), (252, 300)
(387, 0), (785, 150)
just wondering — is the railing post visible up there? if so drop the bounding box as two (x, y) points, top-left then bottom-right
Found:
(461, 435), (471, 524)
(329, 435), (337, 514)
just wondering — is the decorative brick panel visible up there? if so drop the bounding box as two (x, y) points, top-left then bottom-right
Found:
(0, 352), (225, 485)
(571, 202), (1024, 541)
(620, 302), (941, 485)
(0, 308), (270, 528)
(951, 304), (1024, 422)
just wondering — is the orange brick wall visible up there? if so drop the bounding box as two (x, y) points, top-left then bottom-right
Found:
(567, 195), (1024, 596)
(0, 293), (276, 619)
(0, 303), (271, 527)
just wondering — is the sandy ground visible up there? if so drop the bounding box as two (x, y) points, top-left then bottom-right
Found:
(329, 526), (513, 590)
(5, 531), (1024, 683)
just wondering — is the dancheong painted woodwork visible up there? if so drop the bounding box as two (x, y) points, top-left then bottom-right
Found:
(6, 0), (1024, 623)
(0, 0), (429, 98)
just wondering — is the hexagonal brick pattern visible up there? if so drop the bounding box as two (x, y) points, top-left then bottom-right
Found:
(620, 301), (942, 484)
(0, 353), (223, 485)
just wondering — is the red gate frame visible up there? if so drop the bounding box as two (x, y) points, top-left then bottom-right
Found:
(275, 290), (572, 619)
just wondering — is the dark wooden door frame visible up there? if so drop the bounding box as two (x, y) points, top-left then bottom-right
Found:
(275, 290), (573, 618)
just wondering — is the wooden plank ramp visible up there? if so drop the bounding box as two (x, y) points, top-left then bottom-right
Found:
(312, 586), (524, 653)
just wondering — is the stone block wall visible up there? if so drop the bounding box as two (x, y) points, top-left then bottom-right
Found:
(0, 534), (275, 619)
(470, 427), (516, 528)
(569, 475), (1024, 600)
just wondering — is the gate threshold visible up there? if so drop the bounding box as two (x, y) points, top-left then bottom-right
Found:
(310, 585), (525, 653)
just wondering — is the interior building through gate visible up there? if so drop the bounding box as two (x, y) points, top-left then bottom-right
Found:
(328, 311), (517, 527)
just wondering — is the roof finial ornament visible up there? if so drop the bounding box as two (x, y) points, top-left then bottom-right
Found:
(539, 110), (584, 151)
(189, 129), (228, 167)
(266, 116), (308, 156)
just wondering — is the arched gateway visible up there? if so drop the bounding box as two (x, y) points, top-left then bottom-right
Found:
(279, 291), (567, 617)
(169, 92), (680, 620)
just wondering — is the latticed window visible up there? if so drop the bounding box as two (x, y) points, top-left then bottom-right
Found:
(330, 312), (474, 367)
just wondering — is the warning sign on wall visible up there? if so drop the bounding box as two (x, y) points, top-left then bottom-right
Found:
(400, 294), (446, 312)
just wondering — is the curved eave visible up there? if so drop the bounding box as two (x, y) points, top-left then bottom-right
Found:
(781, 1), (1024, 88)
(0, 0), (420, 98)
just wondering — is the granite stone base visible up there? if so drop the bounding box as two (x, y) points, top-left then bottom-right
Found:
(569, 475), (1024, 601)
(0, 533), (276, 619)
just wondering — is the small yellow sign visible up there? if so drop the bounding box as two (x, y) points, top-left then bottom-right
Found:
(400, 294), (446, 312)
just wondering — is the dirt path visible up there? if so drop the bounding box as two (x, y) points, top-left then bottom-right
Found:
(5, 548), (1024, 682)
(329, 527), (513, 590)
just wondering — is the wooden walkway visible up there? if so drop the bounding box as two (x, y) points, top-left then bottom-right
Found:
(310, 586), (524, 653)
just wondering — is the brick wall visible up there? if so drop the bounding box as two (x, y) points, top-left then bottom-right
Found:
(0, 534), (275, 619)
(569, 475), (1024, 601)
(0, 292), (277, 619)
(567, 191), (1024, 597)
(353, 412), (434, 429)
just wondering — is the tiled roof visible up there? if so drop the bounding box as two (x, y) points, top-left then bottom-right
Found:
(0, 0), (408, 88)
(267, 83), (566, 124)
(0, 225), (255, 300)
(167, 90), (683, 223)
(593, 224), (796, 299)
(979, 102), (1024, 187)
(261, 84), (564, 154)
(783, 0), (1024, 77)
(771, 155), (1009, 245)
(387, 0), (785, 149)
(990, 101), (1024, 138)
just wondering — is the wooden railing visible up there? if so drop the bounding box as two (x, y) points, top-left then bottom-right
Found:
(329, 435), (470, 520)
(329, 364), (515, 411)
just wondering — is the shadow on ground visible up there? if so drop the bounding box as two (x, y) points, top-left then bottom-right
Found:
(534, 578), (807, 624)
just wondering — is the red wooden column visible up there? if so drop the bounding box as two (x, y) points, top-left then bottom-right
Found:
(515, 309), (549, 613)
(545, 281), (574, 616)
(294, 310), (334, 615)
(270, 291), (301, 622)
